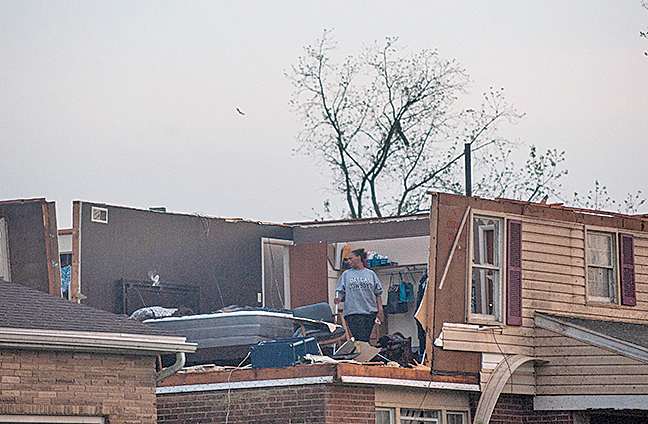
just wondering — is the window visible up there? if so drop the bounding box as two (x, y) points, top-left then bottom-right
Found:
(586, 230), (636, 306)
(91, 206), (108, 223)
(469, 214), (523, 325)
(400, 409), (439, 424)
(471, 216), (503, 322)
(376, 408), (394, 424)
(447, 411), (467, 424)
(375, 408), (467, 424)
(587, 232), (617, 303)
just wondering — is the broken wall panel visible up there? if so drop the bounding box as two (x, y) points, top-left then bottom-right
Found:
(74, 202), (293, 314)
(0, 198), (60, 295)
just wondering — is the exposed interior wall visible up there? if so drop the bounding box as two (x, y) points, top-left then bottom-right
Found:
(0, 348), (158, 424)
(0, 199), (60, 295)
(431, 195), (481, 374)
(290, 215), (431, 346)
(75, 202), (293, 314)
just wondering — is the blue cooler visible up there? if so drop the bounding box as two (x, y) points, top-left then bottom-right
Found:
(250, 336), (319, 369)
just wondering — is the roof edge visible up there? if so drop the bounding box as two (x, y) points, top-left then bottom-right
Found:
(0, 327), (197, 355)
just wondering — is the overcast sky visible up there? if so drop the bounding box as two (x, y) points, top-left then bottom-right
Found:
(1, 1), (647, 227)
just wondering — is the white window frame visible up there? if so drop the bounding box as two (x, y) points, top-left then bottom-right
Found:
(375, 407), (469, 424)
(446, 411), (468, 424)
(468, 212), (505, 323)
(261, 238), (293, 309)
(0, 218), (10, 282)
(585, 227), (620, 304)
(90, 206), (108, 224)
(399, 408), (440, 424)
(376, 407), (395, 424)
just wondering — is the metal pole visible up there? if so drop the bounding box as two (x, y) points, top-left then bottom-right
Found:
(464, 143), (472, 197)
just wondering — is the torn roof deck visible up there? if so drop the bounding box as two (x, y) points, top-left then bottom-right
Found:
(157, 362), (480, 395)
(74, 200), (293, 227)
(535, 312), (648, 363)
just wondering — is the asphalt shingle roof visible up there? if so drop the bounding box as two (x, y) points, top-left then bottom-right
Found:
(0, 279), (172, 337)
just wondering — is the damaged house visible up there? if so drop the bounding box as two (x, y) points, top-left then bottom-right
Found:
(155, 192), (648, 424)
(5, 194), (647, 423)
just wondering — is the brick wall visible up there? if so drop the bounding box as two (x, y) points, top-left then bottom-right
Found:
(485, 394), (573, 424)
(157, 383), (375, 424)
(0, 348), (158, 424)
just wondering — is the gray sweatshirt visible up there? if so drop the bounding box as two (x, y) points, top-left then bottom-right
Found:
(336, 268), (383, 316)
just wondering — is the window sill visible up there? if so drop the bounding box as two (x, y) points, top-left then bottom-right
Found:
(585, 299), (635, 309)
(467, 316), (505, 327)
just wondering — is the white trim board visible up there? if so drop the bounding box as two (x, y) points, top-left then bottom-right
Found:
(339, 376), (480, 392)
(157, 376), (335, 394)
(157, 375), (480, 395)
(0, 327), (196, 355)
(535, 395), (648, 411)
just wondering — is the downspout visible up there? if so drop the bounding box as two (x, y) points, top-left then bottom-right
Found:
(156, 352), (186, 382)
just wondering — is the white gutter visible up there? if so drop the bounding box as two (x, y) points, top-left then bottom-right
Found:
(157, 376), (335, 394)
(156, 375), (480, 394)
(0, 327), (196, 355)
(339, 376), (480, 392)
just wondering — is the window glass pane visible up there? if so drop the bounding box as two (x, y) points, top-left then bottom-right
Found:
(447, 412), (466, 424)
(473, 217), (500, 266)
(587, 232), (617, 302)
(376, 408), (393, 424)
(401, 408), (439, 423)
(588, 232), (613, 266)
(588, 267), (616, 302)
(471, 268), (500, 318)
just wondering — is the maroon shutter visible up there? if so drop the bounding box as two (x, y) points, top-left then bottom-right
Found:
(507, 220), (523, 326)
(619, 233), (636, 306)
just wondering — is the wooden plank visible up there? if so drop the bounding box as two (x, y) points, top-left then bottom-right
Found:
(537, 384), (648, 396)
(540, 354), (644, 366)
(442, 329), (533, 346)
(523, 251), (584, 268)
(442, 340), (533, 356)
(537, 373), (648, 386)
(523, 260), (584, 277)
(534, 345), (620, 357)
(534, 335), (592, 348)
(522, 221), (583, 238)
(522, 231), (583, 248)
(522, 289), (585, 306)
(635, 255), (648, 267)
(523, 241), (581, 257)
(522, 280), (585, 296)
(538, 364), (648, 376)
(523, 269), (584, 285)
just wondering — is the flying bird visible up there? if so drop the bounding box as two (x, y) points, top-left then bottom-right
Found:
(236, 108), (245, 115)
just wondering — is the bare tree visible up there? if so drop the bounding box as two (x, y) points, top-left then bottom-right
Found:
(289, 32), (565, 218)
